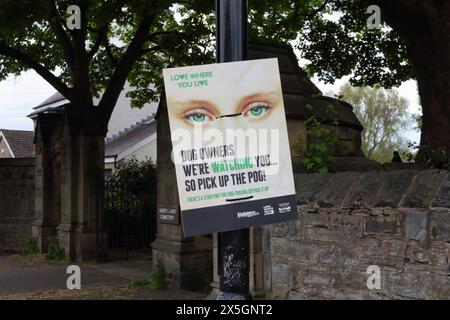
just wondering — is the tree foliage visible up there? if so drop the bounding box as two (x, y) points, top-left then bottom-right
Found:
(247, 1), (415, 88)
(128, 0), (418, 110)
(296, 0), (414, 88)
(0, 0), (214, 124)
(338, 83), (412, 163)
(0, 1), (416, 113)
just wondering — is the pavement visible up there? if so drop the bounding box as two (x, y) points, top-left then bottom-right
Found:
(0, 253), (151, 295)
(0, 253), (206, 300)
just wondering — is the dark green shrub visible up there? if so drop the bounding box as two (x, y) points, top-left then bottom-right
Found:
(296, 105), (339, 173)
(107, 158), (156, 197)
(23, 236), (39, 255)
(105, 158), (156, 217)
(404, 143), (450, 170)
(45, 237), (65, 261)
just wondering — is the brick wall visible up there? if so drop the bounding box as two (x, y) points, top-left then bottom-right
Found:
(270, 170), (450, 299)
(0, 158), (35, 251)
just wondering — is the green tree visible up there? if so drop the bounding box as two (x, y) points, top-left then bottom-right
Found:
(298, 0), (449, 153)
(247, 1), (449, 153)
(338, 83), (411, 163)
(0, 0), (214, 119)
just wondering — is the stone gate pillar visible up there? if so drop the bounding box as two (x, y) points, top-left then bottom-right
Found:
(32, 113), (63, 252)
(152, 98), (213, 292)
(56, 104), (108, 261)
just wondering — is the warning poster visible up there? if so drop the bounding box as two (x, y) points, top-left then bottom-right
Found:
(163, 58), (297, 237)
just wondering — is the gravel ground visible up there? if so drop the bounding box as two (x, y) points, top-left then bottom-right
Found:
(0, 252), (207, 300)
(0, 253), (64, 272)
(0, 285), (207, 300)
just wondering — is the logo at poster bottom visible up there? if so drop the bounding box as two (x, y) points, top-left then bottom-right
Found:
(278, 202), (292, 214)
(263, 205), (275, 216)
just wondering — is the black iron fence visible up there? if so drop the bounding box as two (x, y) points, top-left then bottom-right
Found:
(104, 177), (157, 254)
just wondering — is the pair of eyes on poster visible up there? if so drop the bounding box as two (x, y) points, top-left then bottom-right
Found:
(179, 99), (277, 126)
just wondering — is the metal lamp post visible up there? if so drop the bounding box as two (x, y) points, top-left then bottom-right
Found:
(215, 0), (252, 300)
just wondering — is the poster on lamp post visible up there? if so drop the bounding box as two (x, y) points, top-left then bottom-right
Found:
(163, 58), (297, 237)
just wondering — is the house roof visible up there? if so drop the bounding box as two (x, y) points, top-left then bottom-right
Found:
(34, 92), (66, 109)
(0, 129), (34, 158)
(31, 85), (158, 139)
(105, 118), (156, 159)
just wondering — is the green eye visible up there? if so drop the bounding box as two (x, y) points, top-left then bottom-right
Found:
(247, 105), (269, 117)
(250, 107), (264, 116)
(186, 113), (207, 123)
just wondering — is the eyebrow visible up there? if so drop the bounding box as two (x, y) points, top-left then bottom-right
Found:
(173, 99), (212, 107)
(237, 91), (280, 109)
(173, 100), (219, 113)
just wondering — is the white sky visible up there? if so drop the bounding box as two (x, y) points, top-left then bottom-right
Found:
(0, 71), (55, 130)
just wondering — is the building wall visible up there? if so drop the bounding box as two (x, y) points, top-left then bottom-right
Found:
(104, 139), (157, 173)
(0, 137), (13, 158)
(0, 158), (35, 251)
(270, 170), (450, 299)
(128, 139), (157, 163)
(100, 85), (158, 139)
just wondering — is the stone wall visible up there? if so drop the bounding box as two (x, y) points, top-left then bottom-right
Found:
(270, 170), (450, 299)
(0, 158), (35, 251)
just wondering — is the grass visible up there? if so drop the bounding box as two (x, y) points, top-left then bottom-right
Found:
(128, 261), (165, 289)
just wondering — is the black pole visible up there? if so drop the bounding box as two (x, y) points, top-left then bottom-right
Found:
(215, 0), (252, 300)
(216, 0), (248, 63)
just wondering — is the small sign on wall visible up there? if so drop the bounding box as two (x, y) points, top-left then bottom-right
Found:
(158, 205), (180, 225)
